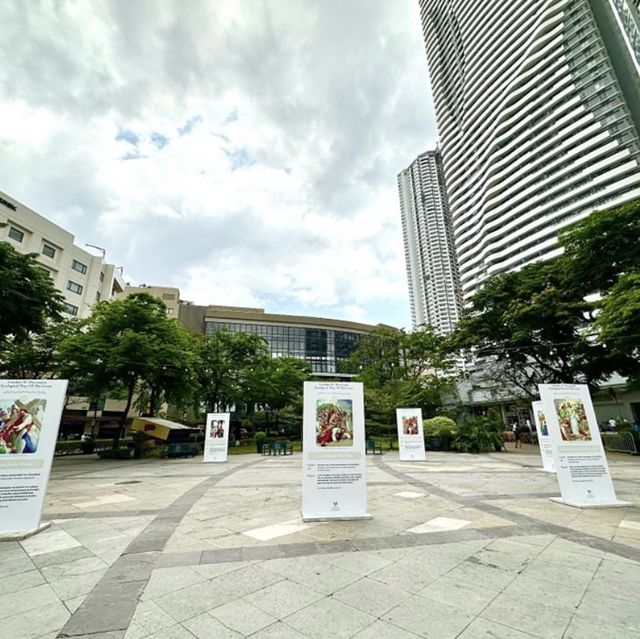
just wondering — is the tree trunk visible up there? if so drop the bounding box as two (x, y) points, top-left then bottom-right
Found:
(114, 375), (136, 449)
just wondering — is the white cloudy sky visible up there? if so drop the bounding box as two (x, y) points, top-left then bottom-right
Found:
(1, 0), (437, 328)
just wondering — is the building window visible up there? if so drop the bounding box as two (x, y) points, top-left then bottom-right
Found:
(8, 226), (24, 242)
(42, 244), (56, 258)
(63, 302), (79, 316)
(71, 259), (87, 274)
(162, 293), (176, 300)
(95, 291), (101, 302)
(67, 280), (83, 295)
(37, 267), (51, 278)
(167, 308), (174, 315)
(0, 196), (16, 211)
(99, 271), (105, 282)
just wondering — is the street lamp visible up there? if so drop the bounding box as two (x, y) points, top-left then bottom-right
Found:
(85, 243), (106, 258)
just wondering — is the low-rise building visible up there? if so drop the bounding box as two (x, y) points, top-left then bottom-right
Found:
(179, 303), (388, 376)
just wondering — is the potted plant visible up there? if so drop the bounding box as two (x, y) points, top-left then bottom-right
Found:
(254, 431), (267, 454)
(423, 416), (458, 451)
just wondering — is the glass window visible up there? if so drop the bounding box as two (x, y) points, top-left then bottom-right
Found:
(71, 259), (87, 274)
(67, 280), (83, 295)
(42, 244), (56, 258)
(95, 291), (101, 302)
(162, 293), (176, 300)
(8, 226), (24, 242)
(63, 302), (79, 316)
(99, 271), (105, 282)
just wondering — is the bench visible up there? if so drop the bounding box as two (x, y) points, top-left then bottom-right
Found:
(166, 443), (199, 458)
(366, 439), (383, 455)
(264, 440), (293, 455)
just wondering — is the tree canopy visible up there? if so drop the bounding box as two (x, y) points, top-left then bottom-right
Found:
(345, 325), (455, 437)
(193, 330), (270, 413)
(0, 239), (65, 341)
(450, 199), (640, 395)
(59, 293), (197, 438)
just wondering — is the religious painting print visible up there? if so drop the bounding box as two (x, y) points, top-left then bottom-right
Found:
(554, 398), (591, 442)
(402, 415), (419, 435)
(537, 410), (549, 437)
(315, 399), (354, 447)
(210, 420), (225, 438)
(0, 398), (47, 454)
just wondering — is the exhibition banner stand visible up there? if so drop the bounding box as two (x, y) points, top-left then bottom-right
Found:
(0, 379), (68, 540)
(396, 408), (426, 461)
(531, 401), (555, 473)
(203, 412), (230, 463)
(539, 383), (631, 508)
(301, 381), (370, 521)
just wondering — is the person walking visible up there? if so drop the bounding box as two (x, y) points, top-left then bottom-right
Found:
(512, 422), (522, 449)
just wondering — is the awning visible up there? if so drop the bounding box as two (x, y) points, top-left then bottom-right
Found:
(130, 417), (198, 442)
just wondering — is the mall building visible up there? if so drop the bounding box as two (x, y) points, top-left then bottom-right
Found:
(179, 303), (387, 377)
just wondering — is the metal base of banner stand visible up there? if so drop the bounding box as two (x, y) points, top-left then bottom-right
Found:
(0, 521), (52, 541)
(549, 497), (633, 509)
(302, 513), (372, 522)
(536, 468), (556, 473)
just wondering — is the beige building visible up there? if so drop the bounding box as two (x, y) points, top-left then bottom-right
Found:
(115, 285), (181, 316)
(180, 303), (389, 376)
(1, 190), (125, 318)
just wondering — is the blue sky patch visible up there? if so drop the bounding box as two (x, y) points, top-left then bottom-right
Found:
(223, 147), (254, 170)
(178, 115), (203, 136)
(115, 129), (140, 146)
(150, 132), (169, 149)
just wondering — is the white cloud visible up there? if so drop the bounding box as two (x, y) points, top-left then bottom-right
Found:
(0, 0), (436, 328)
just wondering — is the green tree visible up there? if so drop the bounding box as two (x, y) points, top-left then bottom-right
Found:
(60, 293), (197, 444)
(193, 330), (269, 413)
(0, 239), (64, 341)
(345, 325), (454, 439)
(595, 272), (640, 384)
(250, 357), (310, 433)
(560, 199), (640, 296)
(0, 319), (80, 379)
(449, 260), (616, 396)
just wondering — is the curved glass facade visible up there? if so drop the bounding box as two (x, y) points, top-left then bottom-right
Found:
(204, 320), (364, 375)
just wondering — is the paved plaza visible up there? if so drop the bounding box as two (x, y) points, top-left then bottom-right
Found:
(3, 446), (640, 639)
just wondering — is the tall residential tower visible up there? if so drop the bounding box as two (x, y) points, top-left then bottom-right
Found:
(398, 150), (461, 334)
(420, 0), (640, 302)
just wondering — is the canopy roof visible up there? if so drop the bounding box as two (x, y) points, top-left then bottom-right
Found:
(130, 417), (197, 441)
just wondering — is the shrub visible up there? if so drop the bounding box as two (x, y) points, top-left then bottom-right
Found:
(423, 416), (458, 437)
(451, 416), (504, 453)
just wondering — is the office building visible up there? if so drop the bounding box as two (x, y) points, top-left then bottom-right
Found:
(179, 304), (388, 376)
(398, 149), (462, 334)
(0, 191), (125, 317)
(420, 0), (640, 302)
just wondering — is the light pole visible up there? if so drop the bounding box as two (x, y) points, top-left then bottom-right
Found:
(85, 244), (106, 258)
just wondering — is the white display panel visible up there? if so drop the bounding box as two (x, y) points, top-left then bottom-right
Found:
(301, 381), (370, 520)
(0, 379), (68, 536)
(203, 413), (230, 463)
(539, 384), (630, 508)
(531, 401), (555, 473)
(396, 408), (426, 461)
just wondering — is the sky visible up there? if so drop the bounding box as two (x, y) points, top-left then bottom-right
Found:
(0, 0), (437, 329)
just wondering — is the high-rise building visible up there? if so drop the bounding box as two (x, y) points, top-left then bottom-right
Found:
(0, 190), (125, 318)
(398, 150), (461, 333)
(419, 0), (640, 303)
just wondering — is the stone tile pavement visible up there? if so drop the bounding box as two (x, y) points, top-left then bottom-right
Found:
(1, 448), (639, 638)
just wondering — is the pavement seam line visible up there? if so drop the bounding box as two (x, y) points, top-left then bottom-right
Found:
(55, 457), (267, 638)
